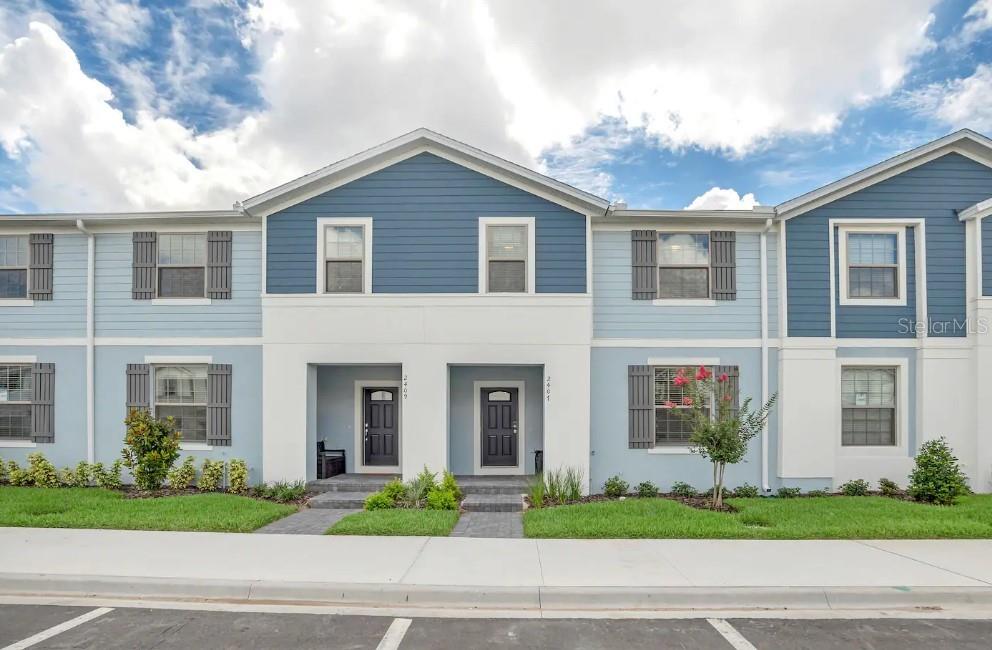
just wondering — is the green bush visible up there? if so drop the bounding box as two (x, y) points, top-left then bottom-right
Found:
(670, 481), (697, 498)
(92, 460), (124, 490)
(636, 481), (659, 498)
(546, 467), (584, 504)
(264, 480), (307, 503)
(909, 437), (970, 505)
(732, 483), (760, 498)
(26, 453), (59, 488)
(441, 470), (463, 502)
(381, 478), (407, 504)
(7, 461), (30, 486)
(198, 459), (225, 491)
(0, 458), (6, 484)
(425, 486), (459, 510)
(59, 461), (92, 488)
(878, 477), (901, 497)
(840, 479), (870, 497)
(167, 456), (197, 489)
(405, 467), (437, 508)
(603, 475), (629, 498)
(228, 459), (249, 495)
(806, 489), (830, 498)
(527, 473), (546, 508)
(364, 491), (395, 511)
(777, 486), (802, 499)
(121, 409), (181, 490)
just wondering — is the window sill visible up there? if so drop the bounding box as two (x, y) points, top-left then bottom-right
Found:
(838, 297), (907, 307)
(180, 442), (213, 451)
(151, 298), (212, 306)
(0, 440), (37, 448)
(647, 446), (694, 455)
(652, 299), (717, 307)
(0, 299), (34, 307)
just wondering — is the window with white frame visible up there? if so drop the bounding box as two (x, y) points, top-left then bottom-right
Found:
(324, 225), (365, 293)
(154, 365), (208, 442)
(653, 367), (711, 446)
(845, 232), (898, 299)
(657, 233), (710, 299)
(841, 367), (896, 446)
(0, 236), (28, 299)
(158, 233), (206, 298)
(486, 224), (528, 293)
(0, 364), (32, 439)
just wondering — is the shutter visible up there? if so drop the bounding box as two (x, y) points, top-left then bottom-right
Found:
(628, 365), (654, 448)
(126, 364), (150, 412)
(207, 364), (232, 447)
(716, 365), (740, 418)
(132, 232), (157, 299)
(30, 363), (54, 443)
(206, 231), (233, 299)
(710, 231), (737, 300)
(631, 230), (657, 300)
(28, 234), (54, 301)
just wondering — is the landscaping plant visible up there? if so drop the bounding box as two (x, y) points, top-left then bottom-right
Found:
(878, 478), (901, 498)
(732, 483), (760, 498)
(806, 489), (830, 498)
(228, 459), (249, 495)
(908, 437), (970, 505)
(636, 481), (659, 498)
(527, 472), (546, 508)
(405, 467), (437, 508)
(603, 475), (629, 498)
(167, 456), (198, 489)
(441, 470), (463, 501)
(6, 461), (30, 486)
(198, 459), (226, 491)
(92, 460), (124, 490)
(260, 480), (307, 503)
(364, 492), (395, 510)
(121, 409), (181, 490)
(425, 485), (459, 510)
(777, 486), (802, 499)
(670, 481), (697, 498)
(26, 453), (59, 488)
(840, 479), (870, 497)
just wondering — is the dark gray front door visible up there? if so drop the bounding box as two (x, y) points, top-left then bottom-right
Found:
(481, 387), (518, 467)
(364, 388), (398, 466)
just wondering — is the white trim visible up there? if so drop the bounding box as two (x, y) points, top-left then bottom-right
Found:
(76, 219), (95, 463)
(478, 216), (536, 295)
(0, 440), (37, 448)
(646, 356), (721, 367)
(594, 220), (779, 232)
(0, 299), (34, 307)
(472, 380), (526, 475)
(978, 217), (985, 300)
(585, 214), (593, 297)
(594, 338), (769, 348)
(144, 355), (213, 364)
(652, 299), (718, 307)
(180, 442), (213, 451)
(836, 357), (910, 457)
(0, 355), (37, 363)
(647, 446), (694, 455)
(0, 337), (263, 347)
(151, 298), (212, 306)
(778, 222), (788, 337)
(759, 218), (772, 492)
(315, 217), (373, 295)
(262, 293), (589, 306)
(958, 196), (992, 221)
(835, 224), (908, 307)
(354, 379), (401, 474)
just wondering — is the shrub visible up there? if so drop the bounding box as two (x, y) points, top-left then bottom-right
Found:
(603, 475), (629, 498)
(732, 483), (760, 498)
(26, 453), (59, 488)
(425, 486), (459, 510)
(670, 481), (697, 498)
(364, 491), (395, 511)
(228, 459), (249, 495)
(198, 459), (225, 491)
(562, 467), (584, 502)
(777, 486), (802, 499)
(167, 456), (198, 490)
(546, 466), (584, 504)
(381, 478), (407, 504)
(59, 461), (92, 488)
(0, 458), (6, 484)
(840, 479), (870, 497)
(527, 473), (546, 508)
(806, 489), (830, 498)
(878, 477), (901, 497)
(908, 437), (970, 505)
(92, 460), (124, 490)
(121, 409), (181, 490)
(7, 461), (30, 486)
(441, 470), (463, 502)
(636, 481), (659, 498)
(265, 480), (306, 503)
(404, 467), (437, 508)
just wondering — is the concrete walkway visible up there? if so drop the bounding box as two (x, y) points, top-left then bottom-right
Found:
(450, 512), (523, 538)
(254, 509), (353, 535)
(2, 528), (992, 612)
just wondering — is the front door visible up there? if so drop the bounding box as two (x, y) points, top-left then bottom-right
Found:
(481, 387), (518, 467)
(364, 388), (398, 466)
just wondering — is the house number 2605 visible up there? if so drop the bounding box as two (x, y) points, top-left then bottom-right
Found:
(402, 375), (409, 399)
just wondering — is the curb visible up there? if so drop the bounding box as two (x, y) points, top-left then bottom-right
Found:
(2, 574), (992, 611)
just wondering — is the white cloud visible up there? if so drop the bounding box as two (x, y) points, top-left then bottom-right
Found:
(685, 187), (759, 210)
(73, 0), (151, 50)
(902, 63), (992, 132)
(952, 0), (992, 47)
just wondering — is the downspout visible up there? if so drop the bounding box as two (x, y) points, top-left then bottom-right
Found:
(75, 219), (95, 463)
(759, 217), (773, 493)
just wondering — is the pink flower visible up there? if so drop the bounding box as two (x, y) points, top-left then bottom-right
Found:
(695, 365), (712, 381)
(722, 393), (732, 402)
(663, 400), (677, 409)
(681, 396), (694, 406)
(718, 372), (729, 383)
(673, 374), (689, 387)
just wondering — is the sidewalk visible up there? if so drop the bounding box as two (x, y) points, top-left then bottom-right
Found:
(1, 528), (992, 612)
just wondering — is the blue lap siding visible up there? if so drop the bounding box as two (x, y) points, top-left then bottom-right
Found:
(265, 153), (588, 294)
(984, 218), (992, 296)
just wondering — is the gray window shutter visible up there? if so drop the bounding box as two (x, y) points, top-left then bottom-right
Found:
(710, 231), (736, 300)
(28, 234), (54, 301)
(132, 232), (157, 300)
(628, 365), (654, 448)
(126, 364), (150, 412)
(31, 363), (54, 443)
(715, 365), (740, 417)
(207, 231), (233, 299)
(631, 230), (658, 300)
(207, 364), (232, 447)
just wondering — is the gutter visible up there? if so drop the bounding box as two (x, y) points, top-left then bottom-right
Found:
(75, 219), (96, 463)
(759, 217), (773, 493)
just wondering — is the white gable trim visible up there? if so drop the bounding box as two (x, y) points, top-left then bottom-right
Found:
(239, 128), (610, 218)
(958, 196), (992, 222)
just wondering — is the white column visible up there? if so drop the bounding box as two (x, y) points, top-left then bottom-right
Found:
(541, 346), (591, 493)
(262, 345), (309, 482)
(778, 344), (837, 479)
(399, 350), (447, 481)
(917, 345), (978, 486)
(975, 300), (992, 492)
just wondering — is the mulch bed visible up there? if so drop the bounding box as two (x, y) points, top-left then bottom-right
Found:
(527, 490), (916, 513)
(120, 486), (310, 506)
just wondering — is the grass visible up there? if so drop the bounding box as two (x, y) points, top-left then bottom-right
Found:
(523, 495), (992, 539)
(326, 509), (460, 536)
(0, 487), (296, 533)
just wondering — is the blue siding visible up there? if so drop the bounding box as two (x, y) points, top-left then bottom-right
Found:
(984, 218), (992, 296)
(266, 153), (587, 293)
(787, 153), (992, 337)
(95, 231), (262, 337)
(0, 234), (86, 337)
(593, 230), (773, 339)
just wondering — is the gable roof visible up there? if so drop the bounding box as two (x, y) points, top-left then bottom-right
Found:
(238, 128), (610, 217)
(776, 129), (992, 220)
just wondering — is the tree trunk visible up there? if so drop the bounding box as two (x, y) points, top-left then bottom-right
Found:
(711, 462), (719, 509)
(716, 463), (726, 508)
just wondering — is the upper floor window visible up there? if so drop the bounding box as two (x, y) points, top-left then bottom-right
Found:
(324, 225), (365, 293)
(158, 233), (206, 298)
(0, 236), (28, 299)
(0, 364), (32, 440)
(154, 365), (208, 443)
(657, 233), (710, 299)
(653, 366), (711, 446)
(480, 217), (535, 294)
(841, 366), (896, 446)
(838, 226), (907, 306)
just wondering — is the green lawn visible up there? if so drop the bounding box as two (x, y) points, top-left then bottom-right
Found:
(523, 495), (992, 539)
(327, 509), (460, 536)
(0, 487), (296, 533)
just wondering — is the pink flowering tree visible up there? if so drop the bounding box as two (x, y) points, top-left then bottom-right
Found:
(671, 366), (776, 509)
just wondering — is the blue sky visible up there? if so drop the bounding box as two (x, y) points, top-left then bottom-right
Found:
(1, 0), (991, 212)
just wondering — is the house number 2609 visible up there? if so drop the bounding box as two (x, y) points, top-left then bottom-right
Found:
(402, 375), (409, 399)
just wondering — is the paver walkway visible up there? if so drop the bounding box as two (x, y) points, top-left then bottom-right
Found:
(450, 512), (523, 538)
(255, 509), (353, 535)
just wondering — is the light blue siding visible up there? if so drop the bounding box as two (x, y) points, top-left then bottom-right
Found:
(787, 153), (992, 337)
(447, 365), (543, 475)
(94, 231), (261, 337)
(266, 153), (587, 294)
(983, 218), (992, 296)
(593, 230), (773, 339)
(0, 234), (86, 337)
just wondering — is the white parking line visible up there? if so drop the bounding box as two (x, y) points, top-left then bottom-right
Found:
(2, 607), (113, 650)
(707, 618), (756, 650)
(376, 617), (412, 650)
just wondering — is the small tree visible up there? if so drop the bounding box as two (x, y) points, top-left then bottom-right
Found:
(121, 409), (181, 490)
(673, 366), (776, 509)
(908, 437), (970, 505)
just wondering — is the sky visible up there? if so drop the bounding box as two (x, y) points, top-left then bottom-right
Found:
(0, 0), (991, 214)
